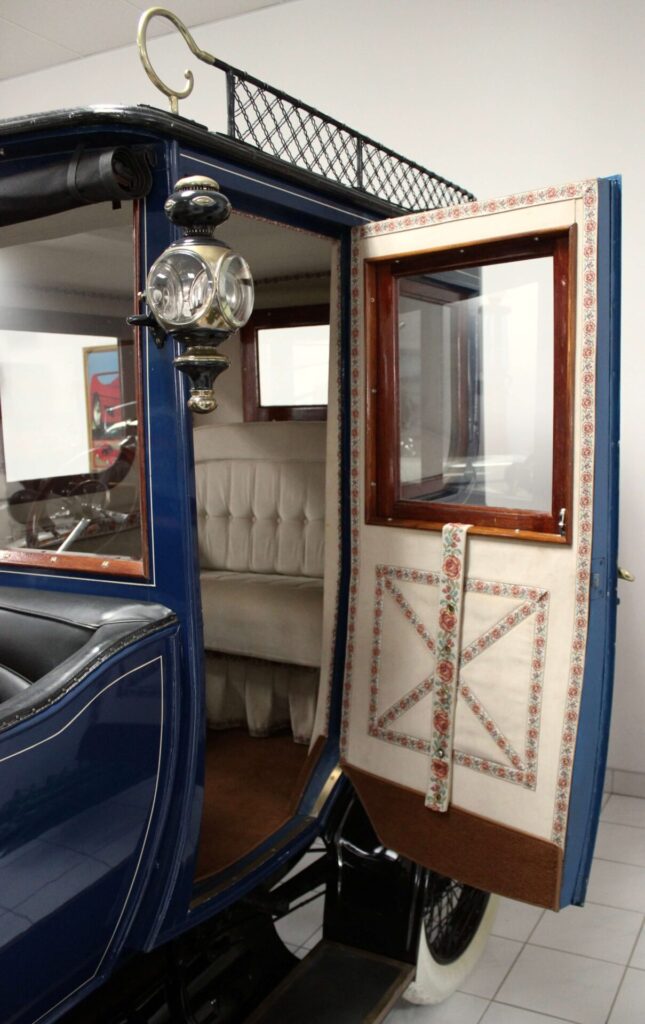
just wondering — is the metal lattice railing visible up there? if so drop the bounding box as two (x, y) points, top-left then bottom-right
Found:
(137, 9), (475, 211)
(226, 69), (475, 210)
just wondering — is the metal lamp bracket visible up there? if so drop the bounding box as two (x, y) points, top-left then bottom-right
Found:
(127, 312), (167, 349)
(137, 6), (217, 114)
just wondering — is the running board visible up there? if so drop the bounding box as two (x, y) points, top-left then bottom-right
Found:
(245, 941), (414, 1024)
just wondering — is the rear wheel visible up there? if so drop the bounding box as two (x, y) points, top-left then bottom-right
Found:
(405, 872), (499, 1005)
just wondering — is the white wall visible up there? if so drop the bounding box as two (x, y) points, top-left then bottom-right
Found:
(0, 331), (116, 480)
(0, 0), (642, 773)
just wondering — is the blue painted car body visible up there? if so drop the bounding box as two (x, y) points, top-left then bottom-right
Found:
(0, 107), (384, 1023)
(0, 104), (622, 1022)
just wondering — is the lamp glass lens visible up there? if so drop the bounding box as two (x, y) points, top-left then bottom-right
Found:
(148, 251), (214, 327)
(217, 253), (254, 329)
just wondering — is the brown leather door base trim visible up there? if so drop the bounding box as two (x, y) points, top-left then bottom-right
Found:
(344, 763), (563, 910)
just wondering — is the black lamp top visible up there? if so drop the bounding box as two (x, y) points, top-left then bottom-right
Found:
(163, 175), (232, 236)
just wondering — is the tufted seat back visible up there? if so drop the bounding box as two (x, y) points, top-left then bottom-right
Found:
(194, 422), (326, 578)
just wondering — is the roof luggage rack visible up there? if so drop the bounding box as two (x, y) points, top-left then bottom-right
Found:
(138, 7), (475, 213)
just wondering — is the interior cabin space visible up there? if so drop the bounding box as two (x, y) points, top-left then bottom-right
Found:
(0, 198), (337, 885)
(191, 213), (337, 879)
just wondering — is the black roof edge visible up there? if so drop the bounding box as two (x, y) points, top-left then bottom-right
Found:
(0, 104), (450, 220)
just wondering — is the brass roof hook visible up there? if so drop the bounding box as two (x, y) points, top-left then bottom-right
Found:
(137, 7), (215, 114)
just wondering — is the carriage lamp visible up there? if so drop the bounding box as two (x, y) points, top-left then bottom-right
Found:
(141, 174), (254, 413)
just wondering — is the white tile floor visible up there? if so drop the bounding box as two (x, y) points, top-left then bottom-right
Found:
(276, 794), (645, 1023)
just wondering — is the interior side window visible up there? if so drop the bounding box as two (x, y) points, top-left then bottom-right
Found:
(366, 229), (575, 541)
(0, 203), (146, 576)
(241, 304), (330, 421)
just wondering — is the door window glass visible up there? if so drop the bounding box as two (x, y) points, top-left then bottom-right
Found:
(398, 258), (554, 512)
(0, 204), (146, 574)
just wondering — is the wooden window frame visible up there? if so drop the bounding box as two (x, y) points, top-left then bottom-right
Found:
(365, 228), (576, 543)
(241, 303), (330, 422)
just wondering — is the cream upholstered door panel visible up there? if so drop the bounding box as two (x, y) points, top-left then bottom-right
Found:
(340, 181), (611, 909)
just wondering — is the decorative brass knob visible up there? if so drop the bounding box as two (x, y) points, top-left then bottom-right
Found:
(163, 176), (231, 236)
(618, 566), (636, 583)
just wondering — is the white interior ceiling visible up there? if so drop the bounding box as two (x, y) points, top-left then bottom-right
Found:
(0, 204), (331, 300)
(0, 0), (297, 81)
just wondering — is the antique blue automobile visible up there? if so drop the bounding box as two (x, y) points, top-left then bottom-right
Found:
(0, 9), (621, 1023)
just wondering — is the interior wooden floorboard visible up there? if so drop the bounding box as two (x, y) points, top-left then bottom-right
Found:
(195, 729), (312, 881)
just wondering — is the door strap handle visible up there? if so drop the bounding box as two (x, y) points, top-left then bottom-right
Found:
(426, 522), (471, 813)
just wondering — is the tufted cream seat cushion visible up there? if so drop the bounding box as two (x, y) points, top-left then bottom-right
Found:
(200, 571), (323, 666)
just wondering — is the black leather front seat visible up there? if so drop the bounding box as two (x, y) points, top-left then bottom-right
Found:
(0, 588), (177, 730)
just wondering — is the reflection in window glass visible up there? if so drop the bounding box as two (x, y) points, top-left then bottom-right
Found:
(0, 205), (143, 565)
(398, 257), (554, 513)
(258, 323), (329, 407)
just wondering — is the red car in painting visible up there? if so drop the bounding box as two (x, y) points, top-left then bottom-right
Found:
(90, 370), (121, 435)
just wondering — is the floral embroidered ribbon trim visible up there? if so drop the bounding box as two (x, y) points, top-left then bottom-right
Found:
(426, 523), (471, 813)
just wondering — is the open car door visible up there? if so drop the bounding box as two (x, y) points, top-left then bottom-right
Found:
(340, 177), (620, 910)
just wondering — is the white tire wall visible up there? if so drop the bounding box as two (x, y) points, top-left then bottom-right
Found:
(404, 894), (500, 1005)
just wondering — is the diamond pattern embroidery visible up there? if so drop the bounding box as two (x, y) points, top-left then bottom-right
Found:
(368, 565), (550, 790)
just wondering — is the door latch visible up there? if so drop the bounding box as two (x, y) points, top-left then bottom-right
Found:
(618, 566), (636, 582)
(558, 508), (567, 536)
